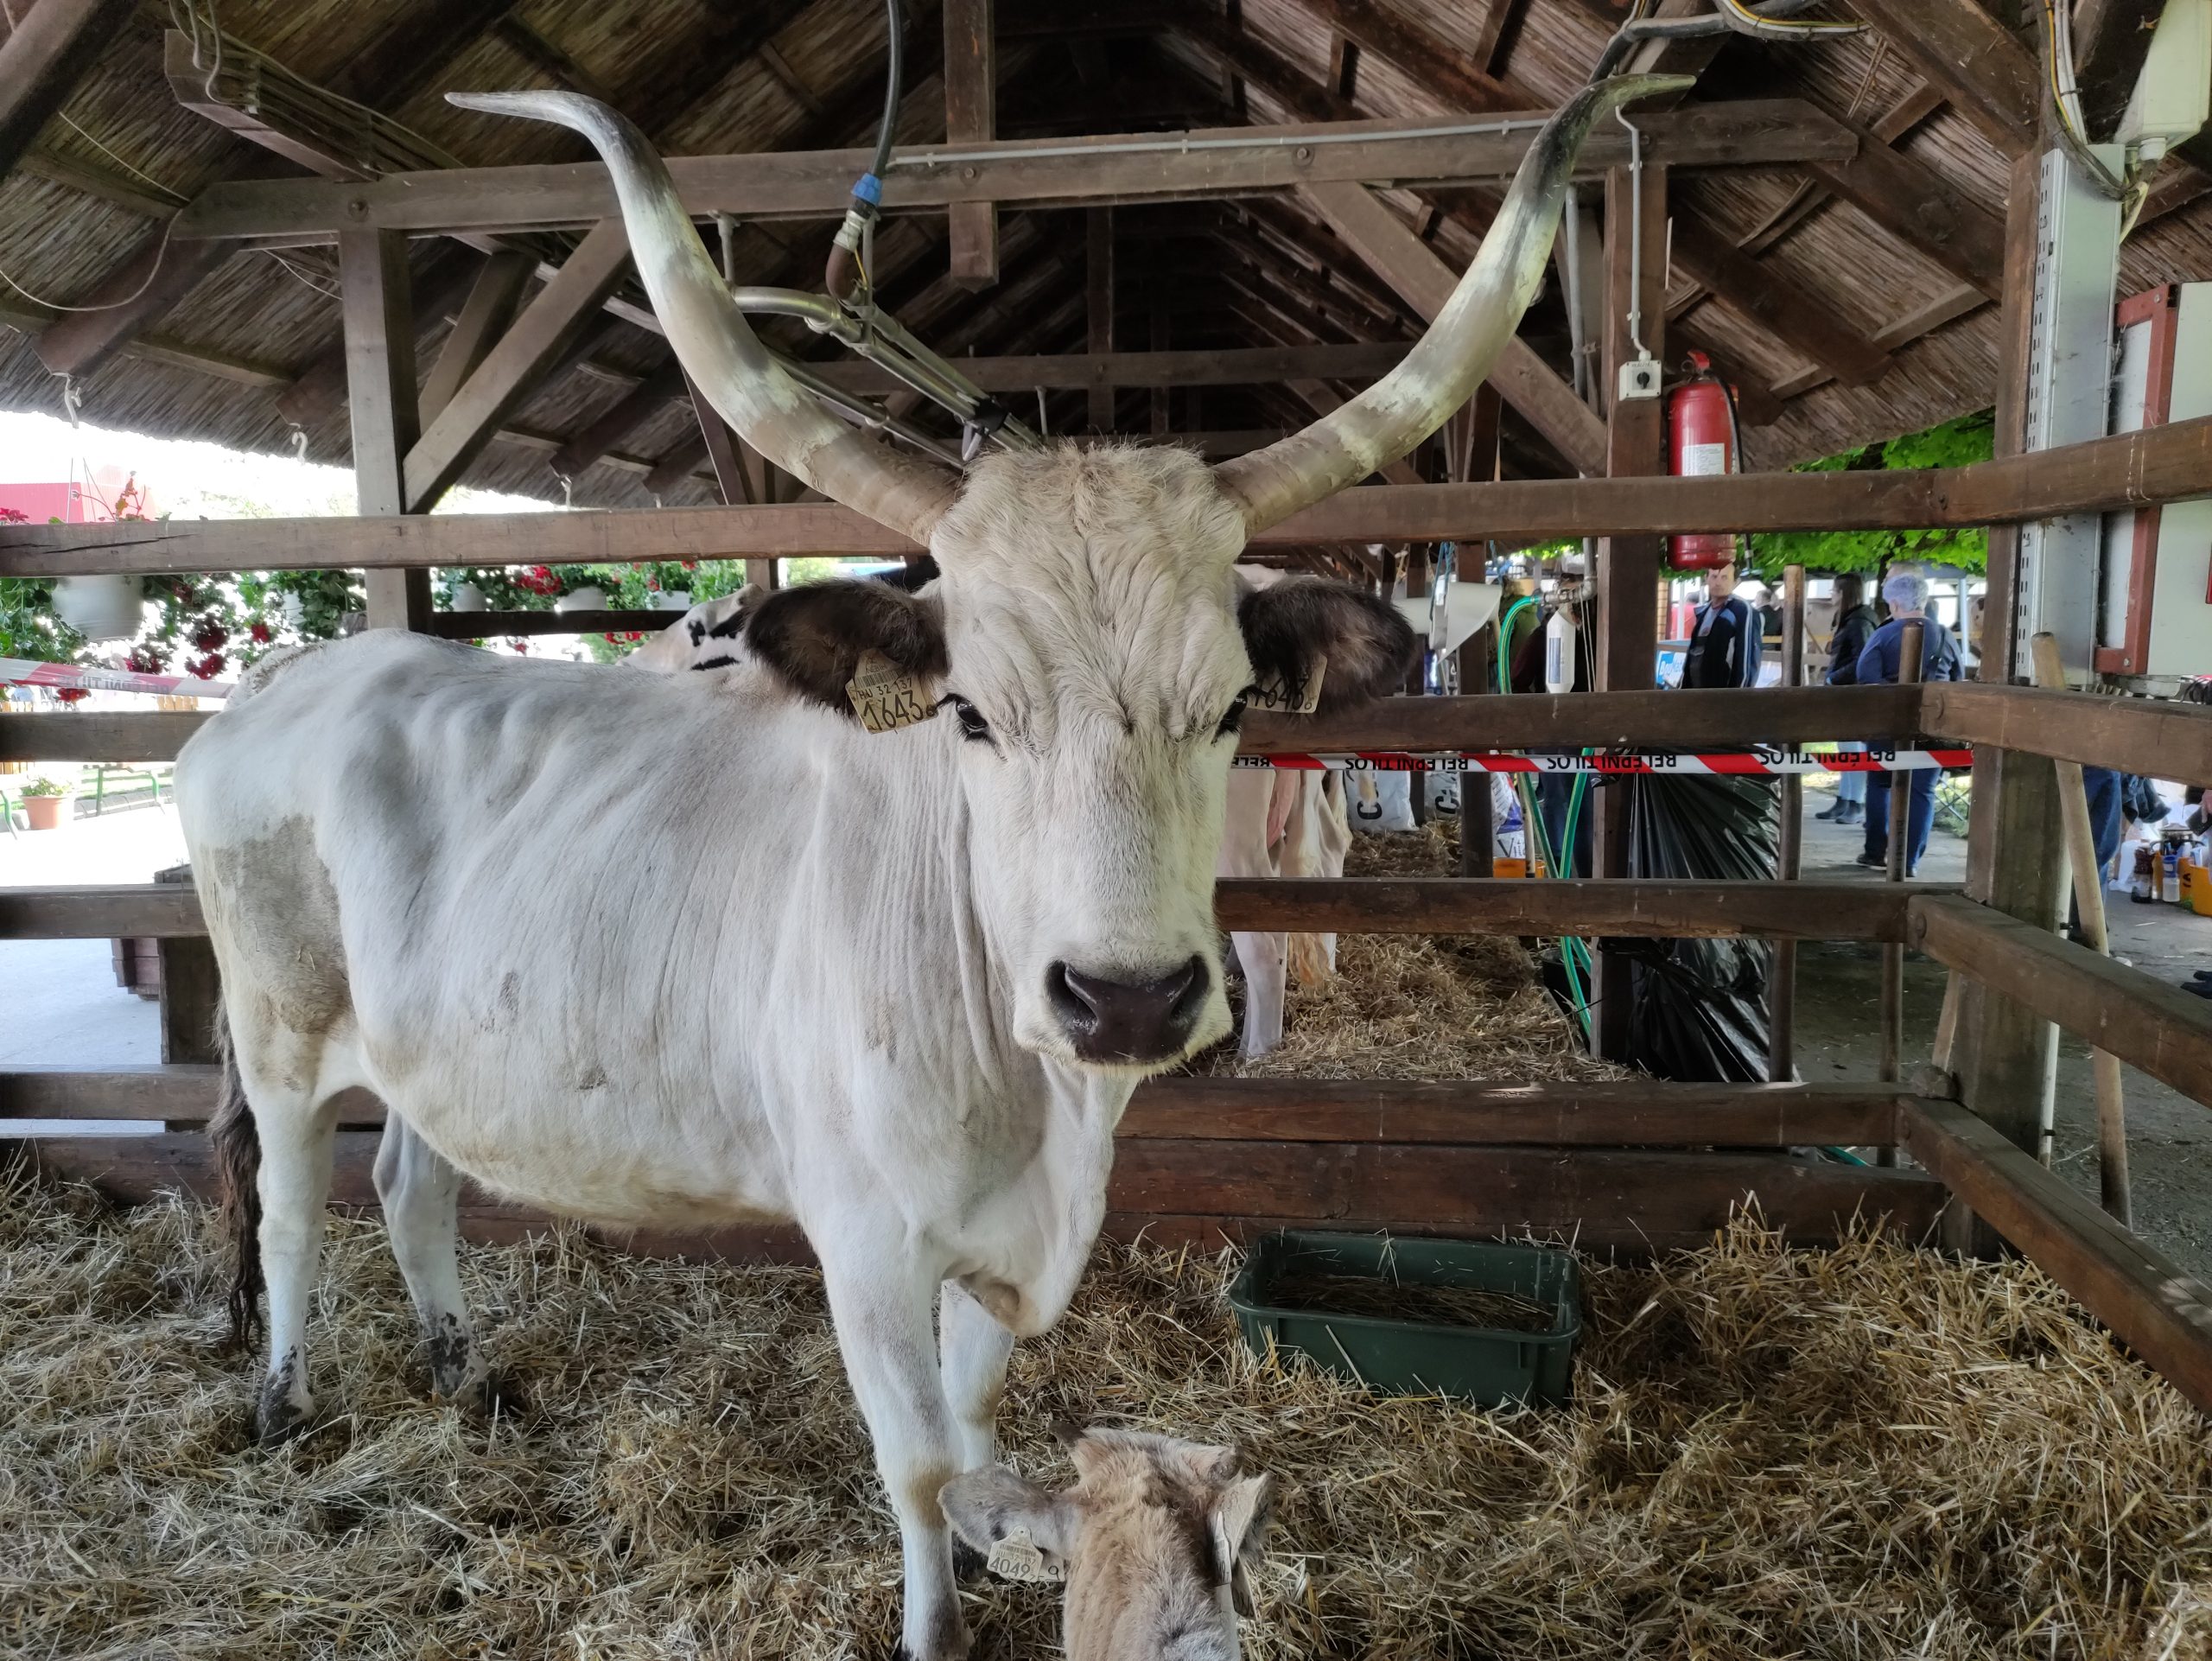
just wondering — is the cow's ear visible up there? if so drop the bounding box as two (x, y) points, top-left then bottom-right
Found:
(742, 579), (948, 713)
(1237, 577), (1414, 713)
(940, 1465), (1076, 1565)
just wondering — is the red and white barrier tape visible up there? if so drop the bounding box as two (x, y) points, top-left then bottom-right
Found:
(0, 658), (233, 698)
(1235, 748), (1973, 775)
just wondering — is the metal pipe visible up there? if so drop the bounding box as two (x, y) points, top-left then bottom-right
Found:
(905, 116), (1548, 169)
(1876, 616), (1925, 1164)
(1617, 105), (1650, 366)
(1766, 563), (1805, 1084)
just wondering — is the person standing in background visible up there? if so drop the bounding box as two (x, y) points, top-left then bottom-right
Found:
(1816, 574), (1880, 825)
(1854, 571), (1963, 875)
(1681, 562), (1763, 690)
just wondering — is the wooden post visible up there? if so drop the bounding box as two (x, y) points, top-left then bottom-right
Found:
(1087, 208), (1115, 432)
(1951, 149), (2067, 1241)
(340, 227), (429, 630)
(2031, 631), (2131, 1225)
(1591, 156), (1669, 1061)
(944, 0), (997, 289)
(1875, 617), (1926, 1168)
(1766, 563), (1806, 1082)
(1149, 302), (1172, 436)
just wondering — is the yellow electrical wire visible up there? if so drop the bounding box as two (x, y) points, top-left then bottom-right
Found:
(1716, 0), (1862, 36)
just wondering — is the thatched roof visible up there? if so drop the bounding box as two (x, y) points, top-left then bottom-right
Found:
(3, 0), (2209, 508)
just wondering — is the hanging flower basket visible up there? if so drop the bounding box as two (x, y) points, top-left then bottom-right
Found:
(50, 576), (145, 642)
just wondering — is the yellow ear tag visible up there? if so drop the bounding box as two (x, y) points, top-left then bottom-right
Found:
(1249, 654), (1326, 716)
(845, 649), (941, 735)
(987, 1525), (1065, 1583)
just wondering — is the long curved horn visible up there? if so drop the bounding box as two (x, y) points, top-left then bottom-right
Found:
(447, 92), (959, 544)
(1211, 74), (1692, 536)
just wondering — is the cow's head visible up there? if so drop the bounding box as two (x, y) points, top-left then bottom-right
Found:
(451, 73), (1683, 1071)
(940, 1428), (1275, 1661)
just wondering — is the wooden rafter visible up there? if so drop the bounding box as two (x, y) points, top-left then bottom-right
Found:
(0, 0), (139, 181)
(944, 0), (998, 288)
(1846, 0), (2038, 157)
(416, 250), (534, 426)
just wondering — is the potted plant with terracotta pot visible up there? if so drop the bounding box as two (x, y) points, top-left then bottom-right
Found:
(21, 776), (72, 831)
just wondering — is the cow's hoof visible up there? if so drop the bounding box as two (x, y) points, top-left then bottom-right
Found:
(252, 1383), (315, 1446)
(952, 1540), (988, 1583)
(444, 1369), (527, 1423)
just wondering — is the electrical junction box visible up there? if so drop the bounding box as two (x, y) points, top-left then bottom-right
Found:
(2095, 282), (2212, 690)
(1617, 357), (1660, 401)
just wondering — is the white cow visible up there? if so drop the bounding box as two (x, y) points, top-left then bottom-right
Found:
(636, 573), (1351, 1061)
(178, 79), (1675, 1660)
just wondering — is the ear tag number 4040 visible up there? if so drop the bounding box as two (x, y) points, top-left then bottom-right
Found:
(846, 649), (941, 735)
(1249, 654), (1327, 716)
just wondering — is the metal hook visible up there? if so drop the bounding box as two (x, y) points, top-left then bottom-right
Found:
(288, 423), (308, 463)
(57, 372), (81, 428)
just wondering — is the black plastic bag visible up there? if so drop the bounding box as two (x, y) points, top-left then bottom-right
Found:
(1618, 776), (1779, 1083)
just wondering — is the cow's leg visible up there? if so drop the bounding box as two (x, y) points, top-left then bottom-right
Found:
(822, 1246), (967, 1661)
(247, 1072), (337, 1443)
(939, 1279), (1016, 1579)
(372, 1116), (494, 1412)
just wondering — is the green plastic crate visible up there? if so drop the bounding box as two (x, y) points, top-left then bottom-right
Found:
(1226, 1231), (1581, 1408)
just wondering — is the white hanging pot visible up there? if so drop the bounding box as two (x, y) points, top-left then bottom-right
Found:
(554, 584), (606, 613)
(449, 580), (488, 613)
(278, 591), (306, 628)
(653, 589), (692, 611)
(51, 574), (145, 642)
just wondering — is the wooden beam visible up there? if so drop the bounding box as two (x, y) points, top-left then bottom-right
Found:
(1122, 1078), (1897, 1146)
(1923, 684), (2212, 786)
(0, 683), (1925, 766)
(550, 357), (690, 480)
(490, 16), (621, 105)
(688, 372), (755, 506)
(1803, 124), (2007, 301)
(31, 227), (233, 379)
(12, 1127), (1941, 1257)
(944, 0), (999, 289)
(1669, 200), (1893, 385)
(1087, 207), (1115, 429)
(0, 1067), (1897, 1150)
(416, 250), (533, 425)
(402, 219), (632, 513)
(0, 296), (288, 390)
(1901, 1095), (2212, 1412)
(1912, 894), (2212, 1109)
(339, 226), (429, 631)
(19, 143), (187, 218)
(170, 103), (1861, 240)
(1293, 0), (1513, 110)
(0, 0), (140, 181)
(1846, 0), (2038, 157)
(1300, 180), (1606, 475)
(1213, 878), (1932, 939)
(10, 415), (2211, 573)
(1469, 0), (1524, 76)
(1, 877), (1937, 944)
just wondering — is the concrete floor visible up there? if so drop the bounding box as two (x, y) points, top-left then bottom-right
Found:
(1790, 784), (2212, 1280)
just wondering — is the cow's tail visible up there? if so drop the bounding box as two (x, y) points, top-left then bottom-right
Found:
(208, 1006), (264, 1352)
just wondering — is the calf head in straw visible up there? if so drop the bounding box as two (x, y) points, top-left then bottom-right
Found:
(941, 1428), (1274, 1661)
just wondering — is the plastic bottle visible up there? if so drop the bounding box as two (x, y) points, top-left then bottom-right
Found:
(2133, 843), (2156, 904)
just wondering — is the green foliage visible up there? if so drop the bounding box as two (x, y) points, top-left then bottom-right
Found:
(1745, 410), (1995, 578)
(21, 776), (70, 798)
(0, 577), (85, 665)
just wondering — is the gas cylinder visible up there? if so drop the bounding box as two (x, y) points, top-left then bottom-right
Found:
(1668, 350), (1738, 571)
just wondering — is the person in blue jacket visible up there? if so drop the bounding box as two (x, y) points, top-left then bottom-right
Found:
(1854, 572), (1963, 875)
(1815, 573), (1881, 825)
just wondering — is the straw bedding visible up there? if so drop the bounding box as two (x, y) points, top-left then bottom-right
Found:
(5, 1163), (2210, 1661)
(1196, 818), (1631, 1084)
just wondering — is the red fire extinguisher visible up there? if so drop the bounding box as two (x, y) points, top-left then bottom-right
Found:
(1667, 349), (1738, 571)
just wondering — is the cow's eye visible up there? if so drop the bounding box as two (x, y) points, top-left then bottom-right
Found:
(1215, 691), (1252, 739)
(947, 696), (994, 743)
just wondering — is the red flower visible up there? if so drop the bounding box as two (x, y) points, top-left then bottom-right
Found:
(508, 639), (530, 654)
(0, 506), (28, 524)
(188, 617), (229, 652)
(680, 559), (697, 570)
(188, 652), (226, 679)
(248, 620), (273, 644)
(54, 686), (90, 703)
(624, 631), (642, 641)
(516, 564), (562, 597)
(125, 646), (168, 674)
(602, 632), (618, 643)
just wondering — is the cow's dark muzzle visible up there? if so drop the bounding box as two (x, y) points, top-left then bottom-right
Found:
(1046, 955), (1210, 1065)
